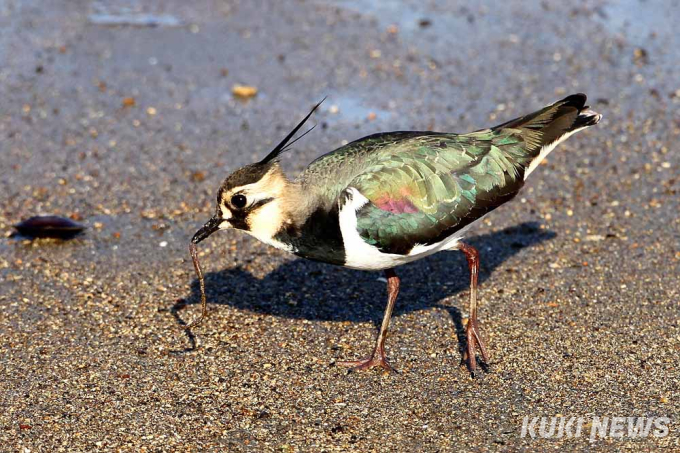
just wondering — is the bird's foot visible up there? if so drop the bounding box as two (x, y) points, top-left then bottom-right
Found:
(464, 317), (489, 376)
(337, 348), (395, 373)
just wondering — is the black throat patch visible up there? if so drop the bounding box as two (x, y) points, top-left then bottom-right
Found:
(273, 203), (345, 266)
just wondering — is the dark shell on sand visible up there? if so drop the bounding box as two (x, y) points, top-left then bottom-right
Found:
(14, 216), (86, 239)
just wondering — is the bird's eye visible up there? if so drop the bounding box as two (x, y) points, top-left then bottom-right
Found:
(231, 194), (247, 209)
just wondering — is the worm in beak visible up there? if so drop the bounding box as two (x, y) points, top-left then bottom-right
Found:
(186, 216), (221, 329)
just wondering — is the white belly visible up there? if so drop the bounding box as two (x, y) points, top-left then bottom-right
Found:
(338, 188), (474, 271)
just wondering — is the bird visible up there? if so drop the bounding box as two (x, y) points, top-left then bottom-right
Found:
(188, 93), (601, 374)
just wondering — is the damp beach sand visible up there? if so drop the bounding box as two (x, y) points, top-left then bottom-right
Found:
(1, 0), (679, 451)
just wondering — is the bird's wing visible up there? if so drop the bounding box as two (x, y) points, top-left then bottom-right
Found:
(303, 95), (597, 255)
(299, 131), (440, 192)
(345, 130), (530, 255)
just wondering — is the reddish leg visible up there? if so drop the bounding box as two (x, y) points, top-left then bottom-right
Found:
(458, 243), (489, 374)
(337, 269), (400, 372)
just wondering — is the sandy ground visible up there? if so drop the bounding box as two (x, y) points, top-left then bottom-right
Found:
(1, 0), (679, 451)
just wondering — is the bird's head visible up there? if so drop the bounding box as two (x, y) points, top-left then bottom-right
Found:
(191, 99), (323, 245)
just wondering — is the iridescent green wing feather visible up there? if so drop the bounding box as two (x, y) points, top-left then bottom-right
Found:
(298, 94), (595, 254)
(299, 131), (439, 200)
(347, 130), (531, 254)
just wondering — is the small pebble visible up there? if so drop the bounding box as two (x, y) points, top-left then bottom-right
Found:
(122, 97), (136, 107)
(232, 84), (258, 99)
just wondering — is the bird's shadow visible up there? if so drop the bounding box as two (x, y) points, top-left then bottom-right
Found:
(171, 222), (555, 360)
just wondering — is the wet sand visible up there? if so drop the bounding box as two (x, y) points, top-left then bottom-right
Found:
(1, 0), (678, 451)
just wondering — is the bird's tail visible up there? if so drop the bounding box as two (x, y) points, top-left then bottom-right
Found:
(493, 93), (601, 177)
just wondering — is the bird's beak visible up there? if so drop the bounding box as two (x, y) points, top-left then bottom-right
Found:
(191, 216), (221, 244)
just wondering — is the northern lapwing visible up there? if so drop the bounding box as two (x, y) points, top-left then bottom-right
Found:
(188, 94), (601, 374)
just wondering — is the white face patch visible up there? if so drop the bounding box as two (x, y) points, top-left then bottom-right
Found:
(220, 205), (232, 220)
(217, 165), (293, 252)
(245, 198), (291, 249)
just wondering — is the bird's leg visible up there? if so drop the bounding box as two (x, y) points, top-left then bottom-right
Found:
(458, 243), (489, 374)
(337, 269), (400, 372)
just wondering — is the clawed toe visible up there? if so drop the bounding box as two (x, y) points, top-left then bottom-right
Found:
(337, 351), (395, 373)
(464, 318), (489, 375)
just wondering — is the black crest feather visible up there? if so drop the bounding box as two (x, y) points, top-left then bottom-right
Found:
(259, 97), (326, 164)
